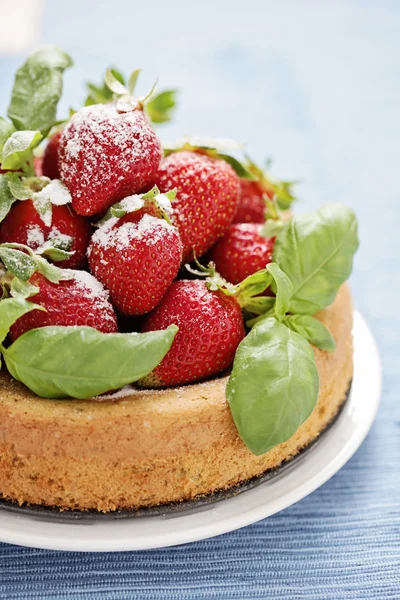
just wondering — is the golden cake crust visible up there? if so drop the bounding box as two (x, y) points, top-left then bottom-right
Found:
(0, 285), (353, 512)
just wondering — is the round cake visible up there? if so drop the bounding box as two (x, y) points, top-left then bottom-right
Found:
(0, 47), (359, 515)
(0, 285), (352, 512)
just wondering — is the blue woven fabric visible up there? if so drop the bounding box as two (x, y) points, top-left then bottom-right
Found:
(0, 1), (399, 598)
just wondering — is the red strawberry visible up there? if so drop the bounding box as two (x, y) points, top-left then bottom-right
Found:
(155, 151), (241, 262)
(42, 130), (62, 179)
(232, 180), (273, 224)
(0, 199), (93, 269)
(10, 270), (118, 341)
(58, 104), (162, 216)
(34, 156), (44, 177)
(88, 203), (183, 315)
(209, 223), (275, 284)
(140, 279), (245, 387)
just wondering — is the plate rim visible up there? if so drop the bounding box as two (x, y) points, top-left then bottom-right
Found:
(0, 310), (382, 551)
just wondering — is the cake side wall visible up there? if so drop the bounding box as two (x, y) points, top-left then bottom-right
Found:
(0, 285), (353, 511)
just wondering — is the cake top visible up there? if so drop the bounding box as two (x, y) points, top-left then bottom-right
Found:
(0, 46), (359, 455)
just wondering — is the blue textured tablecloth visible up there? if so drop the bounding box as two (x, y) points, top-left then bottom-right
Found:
(0, 1), (399, 598)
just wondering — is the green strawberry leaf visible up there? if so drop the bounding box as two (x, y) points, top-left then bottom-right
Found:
(10, 278), (40, 299)
(266, 262), (293, 321)
(34, 256), (71, 284)
(235, 269), (272, 304)
(7, 46), (73, 136)
(0, 118), (16, 155)
(0, 248), (37, 281)
(7, 173), (33, 200)
(217, 153), (257, 180)
(1, 324), (178, 399)
(272, 203), (359, 315)
(36, 236), (74, 262)
(84, 68), (126, 106)
(0, 296), (43, 349)
(227, 317), (319, 455)
(0, 174), (17, 223)
(1, 130), (43, 174)
(146, 90), (178, 123)
(128, 69), (141, 96)
(104, 68), (129, 96)
(283, 314), (336, 352)
(243, 295), (275, 317)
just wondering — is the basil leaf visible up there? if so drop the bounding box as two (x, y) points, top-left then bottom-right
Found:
(7, 46), (73, 135)
(146, 90), (177, 124)
(227, 317), (319, 455)
(2, 324), (178, 399)
(0, 174), (16, 222)
(283, 314), (336, 352)
(0, 248), (37, 281)
(273, 203), (359, 314)
(266, 262), (293, 321)
(0, 296), (43, 346)
(1, 130), (43, 173)
(0, 118), (16, 155)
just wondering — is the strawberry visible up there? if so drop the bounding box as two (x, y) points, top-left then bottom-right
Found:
(209, 223), (275, 284)
(155, 151), (241, 262)
(87, 190), (183, 315)
(232, 179), (273, 224)
(233, 159), (297, 223)
(9, 270), (118, 341)
(0, 199), (93, 269)
(33, 156), (44, 177)
(58, 103), (162, 216)
(42, 130), (62, 179)
(140, 279), (245, 387)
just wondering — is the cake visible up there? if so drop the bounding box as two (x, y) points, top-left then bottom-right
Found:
(0, 47), (359, 513)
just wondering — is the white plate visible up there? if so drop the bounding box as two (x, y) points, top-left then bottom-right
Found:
(0, 311), (381, 552)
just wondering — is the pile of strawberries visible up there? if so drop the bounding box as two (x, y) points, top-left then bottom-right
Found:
(0, 80), (294, 388)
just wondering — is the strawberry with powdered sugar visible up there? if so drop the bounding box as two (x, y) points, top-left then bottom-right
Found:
(9, 268), (118, 341)
(58, 70), (163, 217)
(0, 196), (92, 269)
(88, 187), (183, 315)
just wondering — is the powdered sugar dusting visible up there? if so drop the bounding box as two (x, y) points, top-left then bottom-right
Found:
(26, 225), (45, 248)
(91, 214), (175, 252)
(35, 179), (72, 207)
(60, 104), (155, 201)
(61, 269), (116, 326)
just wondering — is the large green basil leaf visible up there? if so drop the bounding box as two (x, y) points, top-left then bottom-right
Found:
(7, 46), (73, 135)
(227, 317), (319, 455)
(272, 203), (359, 314)
(1, 325), (178, 399)
(283, 314), (336, 352)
